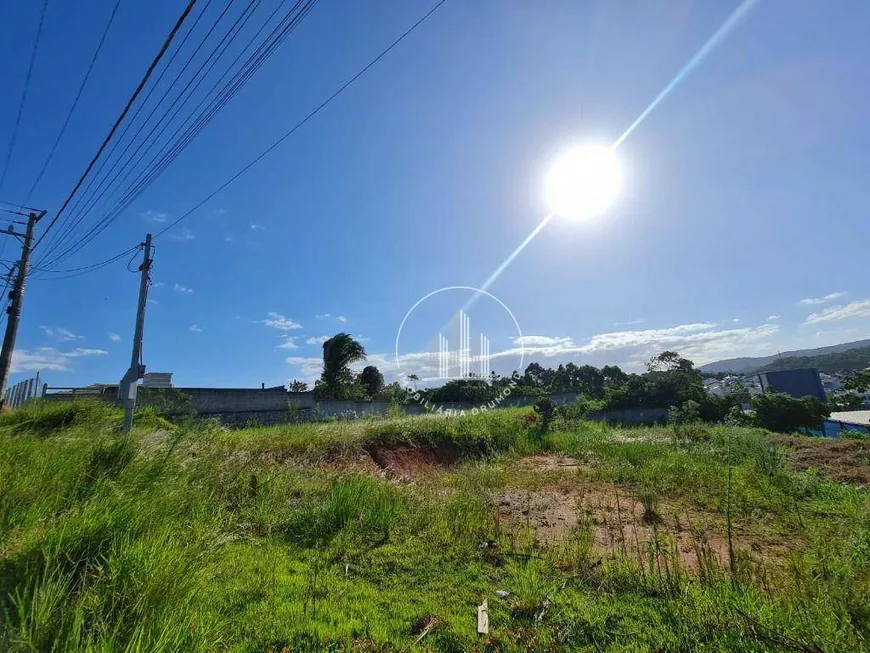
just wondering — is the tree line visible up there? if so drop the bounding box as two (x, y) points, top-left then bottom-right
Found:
(288, 333), (836, 434)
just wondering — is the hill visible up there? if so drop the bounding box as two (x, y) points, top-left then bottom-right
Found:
(755, 344), (870, 374)
(0, 401), (867, 651)
(699, 338), (870, 374)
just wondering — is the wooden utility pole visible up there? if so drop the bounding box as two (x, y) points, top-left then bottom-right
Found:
(0, 210), (44, 409)
(119, 234), (152, 432)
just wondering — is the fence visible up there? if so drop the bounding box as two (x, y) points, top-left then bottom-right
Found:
(4, 373), (45, 409)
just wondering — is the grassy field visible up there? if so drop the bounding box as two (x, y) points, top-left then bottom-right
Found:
(0, 402), (868, 652)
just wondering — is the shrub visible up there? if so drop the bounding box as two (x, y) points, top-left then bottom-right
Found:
(752, 392), (830, 433)
(534, 397), (555, 433)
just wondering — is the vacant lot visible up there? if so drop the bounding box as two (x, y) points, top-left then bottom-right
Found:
(0, 402), (868, 652)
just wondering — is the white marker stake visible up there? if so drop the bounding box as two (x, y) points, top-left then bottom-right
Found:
(477, 599), (489, 635)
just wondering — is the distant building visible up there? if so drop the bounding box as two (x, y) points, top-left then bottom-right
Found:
(143, 372), (173, 389)
(757, 368), (826, 403)
(823, 410), (870, 438)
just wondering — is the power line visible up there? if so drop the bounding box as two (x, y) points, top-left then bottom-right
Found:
(33, 0), (446, 276)
(0, 0), (49, 193)
(34, 0), (218, 265)
(38, 0), (318, 270)
(24, 0), (123, 203)
(32, 245), (140, 280)
(32, 0), (198, 254)
(0, 199), (41, 212)
(155, 0), (447, 241)
(77, 0), (316, 258)
(36, 0), (255, 267)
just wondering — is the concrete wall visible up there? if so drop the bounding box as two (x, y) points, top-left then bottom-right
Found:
(43, 385), (666, 427)
(140, 386), (291, 413)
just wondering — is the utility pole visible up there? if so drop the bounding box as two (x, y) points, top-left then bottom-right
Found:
(0, 210), (44, 409)
(119, 234), (152, 432)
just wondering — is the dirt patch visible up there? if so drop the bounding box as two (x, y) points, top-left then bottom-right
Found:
(578, 485), (792, 573)
(772, 435), (870, 487)
(514, 455), (581, 473)
(496, 457), (793, 573)
(364, 441), (459, 478)
(497, 487), (581, 544)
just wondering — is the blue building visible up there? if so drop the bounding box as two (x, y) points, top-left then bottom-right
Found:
(757, 368), (826, 403)
(822, 411), (870, 438)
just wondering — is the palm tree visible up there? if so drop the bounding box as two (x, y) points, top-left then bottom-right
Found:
(316, 333), (366, 399)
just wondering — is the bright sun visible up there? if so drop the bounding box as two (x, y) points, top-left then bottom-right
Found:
(545, 144), (621, 220)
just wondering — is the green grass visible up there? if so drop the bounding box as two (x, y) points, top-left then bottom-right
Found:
(0, 402), (868, 651)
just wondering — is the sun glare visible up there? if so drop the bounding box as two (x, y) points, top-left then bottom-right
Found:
(545, 144), (621, 220)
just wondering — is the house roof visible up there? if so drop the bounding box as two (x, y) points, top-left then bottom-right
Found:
(827, 410), (870, 427)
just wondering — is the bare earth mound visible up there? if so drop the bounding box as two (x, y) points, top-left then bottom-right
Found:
(364, 441), (460, 478)
(772, 435), (870, 487)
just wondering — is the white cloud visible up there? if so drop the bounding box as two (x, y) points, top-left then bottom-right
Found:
(315, 313), (330, 320)
(732, 318), (741, 323)
(39, 326), (83, 342)
(224, 235), (234, 243)
(337, 315), (347, 323)
(513, 335), (573, 347)
(306, 335), (330, 345)
(173, 283), (193, 294)
(278, 336), (299, 349)
(65, 348), (108, 357)
(613, 318), (646, 326)
(11, 347), (107, 373)
(578, 323), (718, 353)
(766, 315), (780, 321)
(108, 332), (121, 342)
(805, 299), (870, 325)
(262, 312), (302, 330)
(168, 227), (194, 242)
(249, 223), (265, 232)
(285, 356), (323, 382)
(147, 299), (158, 305)
(490, 322), (780, 369)
(142, 210), (168, 223)
(151, 281), (164, 288)
(189, 324), (202, 333)
(800, 292), (846, 305)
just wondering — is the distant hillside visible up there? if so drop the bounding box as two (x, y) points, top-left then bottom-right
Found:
(699, 338), (870, 374)
(755, 345), (870, 375)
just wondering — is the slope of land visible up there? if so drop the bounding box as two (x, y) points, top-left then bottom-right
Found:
(0, 402), (868, 652)
(754, 345), (870, 375)
(699, 338), (870, 373)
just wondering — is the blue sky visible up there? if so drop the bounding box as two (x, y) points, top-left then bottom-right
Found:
(1, 0), (869, 390)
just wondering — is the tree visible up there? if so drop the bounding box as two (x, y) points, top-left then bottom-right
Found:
(408, 374), (419, 391)
(314, 333), (367, 399)
(844, 370), (870, 393)
(426, 379), (495, 404)
(360, 365), (385, 398)
(288, 379), (308, 393)
(601, 365), (629, 389)
(647, 351), (695, 373)
(834, 392), (864, 409)
(752, 392), (830, 434)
